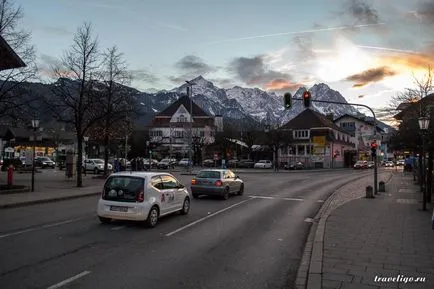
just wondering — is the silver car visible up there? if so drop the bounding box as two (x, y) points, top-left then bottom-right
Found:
(191, 169), (244, 200)
(97, 172), (190, 227)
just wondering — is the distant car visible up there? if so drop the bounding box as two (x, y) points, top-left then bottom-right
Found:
(385, 161), (395, 167)
(367, 161), (375, 169)
(254, 160), (272, 169)
(396, 159), (405, 166)
(157, 159), (176, 169)
(35, 156), (56, 169)
(191, 169), (244, 200)
(284, 161), (304, 170)
(202, 159), (215, 167)
(237, 159), (255, 168)
(354, 161), (368, 169)
(97, 172), (190, 227)
(83, 158), (113, 174)
(227, 159), (240, 168)
(178, 158), (192, 167)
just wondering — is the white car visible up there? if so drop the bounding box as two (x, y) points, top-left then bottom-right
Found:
(83, 158), (113, 174)
(178, 158), (192, 166)
(97, 172), (190, 227)
(254, 160), (273, 169)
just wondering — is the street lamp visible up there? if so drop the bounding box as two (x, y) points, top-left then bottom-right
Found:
(83, 136), (89, 159)
(31, 119), (39, 192)
(185, 80), (196, 174)
(418, 116), (430, 211)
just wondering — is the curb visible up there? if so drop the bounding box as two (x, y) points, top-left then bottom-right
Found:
(0, 192), (101, 209)
(0, 187), (30, 194)
(295, 172), (392, 289)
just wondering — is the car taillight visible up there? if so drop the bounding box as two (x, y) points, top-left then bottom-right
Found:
(191, 179), (197, 185)
(136, 190), (145, 202)
(215, 180), (223, 186)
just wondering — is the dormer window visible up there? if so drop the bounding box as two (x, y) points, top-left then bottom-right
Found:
(293, 130), (310, 139)
(177, 114), (187, 122)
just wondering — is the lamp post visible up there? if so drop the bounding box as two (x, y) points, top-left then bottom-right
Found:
(185, 80), (196, 174)
(83, 136), (89, 158)
(418, 116), (430, 211)
(31, 119), (40, 192)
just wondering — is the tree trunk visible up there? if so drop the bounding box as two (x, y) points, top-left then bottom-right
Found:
(76, 133), (83, 187)
(428, 151), (433, 203)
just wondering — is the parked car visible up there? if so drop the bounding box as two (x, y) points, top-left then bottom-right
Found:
(35, 156), (56, 169)
(191, 169), (244, 200)
(97, 172), (190, 227)
(178, 158), (192, 166)
(367, 161), (375, 169)
(227, 159), (240, 168)
(202, 159), (215, 167)
(353, 160), (368, 169)
(385, 161), (395, 167)
(284, 161), (304, 170)
(237, 159), (255, 168)
(254, 160), (272, 169)
(142, 158), (159, 169)
(83, 158), (113, 174)
(157, 158), (176, 169)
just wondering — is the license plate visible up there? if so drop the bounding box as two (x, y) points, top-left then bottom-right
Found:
(110, 206), (128, 212)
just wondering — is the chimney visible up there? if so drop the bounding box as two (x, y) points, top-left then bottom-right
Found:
(326, 113), (334, 121)
(214, 115), (223, 132)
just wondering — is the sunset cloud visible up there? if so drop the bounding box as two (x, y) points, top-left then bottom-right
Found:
(264, 79), (304, 92)
(345, 66), (397, 87)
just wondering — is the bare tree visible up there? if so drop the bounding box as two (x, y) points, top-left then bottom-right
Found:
(376, 66), (433, 124)
(48, 22), (101, 187)
(95, 46), (135, 175)
(0, 0), (37, 121)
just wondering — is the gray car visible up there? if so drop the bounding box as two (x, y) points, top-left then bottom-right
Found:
(190, 169), (244, 200)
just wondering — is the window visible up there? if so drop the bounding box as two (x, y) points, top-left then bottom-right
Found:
(150, 130), (162, 137)
(177, 114), (187, 122)
(197, 170), (221, 179)
(199, 131), (205, 137)
(293, 130), (310, 139)
(151, 176), (163, 190)
(103, 176), (144, 202)
(160, 175), (179, 189)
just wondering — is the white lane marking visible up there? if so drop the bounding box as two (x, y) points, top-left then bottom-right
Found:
(0, 217), (86, 240)
(111, 226), (125, 231)
(316, 200), (325, 203)
(249, 195), (304, 201)
(46, 271), (91, 289)
(165, 198), (254, 237)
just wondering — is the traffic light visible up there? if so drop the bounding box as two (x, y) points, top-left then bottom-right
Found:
(284, 92), (292, 110)
(371, 142), (377, 157)
(303, 91), (311, 108)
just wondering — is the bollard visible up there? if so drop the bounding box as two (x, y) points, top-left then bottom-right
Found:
(366, 185), (375, 199)
(379, 181), (385, 192)
(7, 164), (14, 186)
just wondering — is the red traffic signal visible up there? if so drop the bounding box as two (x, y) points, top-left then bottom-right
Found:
(303, 91), (311, 108)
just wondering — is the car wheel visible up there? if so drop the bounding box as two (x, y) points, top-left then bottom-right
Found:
(98, 216), (111, 224)
(94, 168), (99, 174)
(222, 187), (230, 200)
(145, 206), (159, 228)
(180, 197), (190, 215)
(237, 184), (244, 196)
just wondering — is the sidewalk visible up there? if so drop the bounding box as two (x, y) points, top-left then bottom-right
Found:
(0, 175), (104, 209)
(303, 171), (434, 289)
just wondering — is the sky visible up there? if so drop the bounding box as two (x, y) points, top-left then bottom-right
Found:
(14, 0), (434, 111)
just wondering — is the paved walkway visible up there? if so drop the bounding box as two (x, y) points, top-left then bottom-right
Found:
(302, 171), (434, 289)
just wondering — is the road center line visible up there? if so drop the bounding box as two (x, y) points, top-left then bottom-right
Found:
(46, 271), (91, 289)
(165, 198), (254, 237)
(249, 195), (304, 201)
(0, 217), (87, 240)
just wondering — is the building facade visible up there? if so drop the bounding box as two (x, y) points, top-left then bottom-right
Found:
(279, 109), (356, 168)
(147, 95), (223, 160)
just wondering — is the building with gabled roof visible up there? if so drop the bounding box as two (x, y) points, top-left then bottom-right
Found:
(147, 94), (223, 160)
(279, 109), (356, 168)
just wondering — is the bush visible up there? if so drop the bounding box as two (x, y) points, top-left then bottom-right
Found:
(1, 158), (23, 171)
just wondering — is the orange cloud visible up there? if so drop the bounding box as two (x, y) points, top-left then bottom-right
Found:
(380, 52), (434, 70)
(264, 79), (304, 91)
(345, 66), (397, 87)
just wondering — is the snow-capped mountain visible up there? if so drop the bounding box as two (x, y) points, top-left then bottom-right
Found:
(139, 75), (363, 127)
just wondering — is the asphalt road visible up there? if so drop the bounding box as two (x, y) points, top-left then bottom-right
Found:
(0, 169), (374, 289)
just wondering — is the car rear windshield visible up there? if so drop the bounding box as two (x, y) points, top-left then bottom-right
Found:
(197, 171), (221, 179)
(103, 176), (144, 202)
